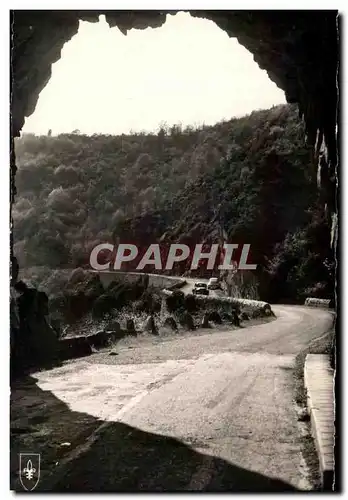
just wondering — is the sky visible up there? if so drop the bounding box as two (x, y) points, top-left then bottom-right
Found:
(22, 12), (286, 136)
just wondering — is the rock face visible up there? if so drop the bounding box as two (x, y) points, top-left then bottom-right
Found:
(165, 290), (185, 313)
(58, 274), (105, 322)
(144, 315), (158, 335)
(207, 311), (222, 325)
(67, 267), (86, 286)
(179, 312), (195, 331)
(49, 317), (62, 338)
(59, 336), (92, 360)
(232, 310), (241, 327)
(201, 313), (211, 329)
(126, 319), (136, 336)
(106, 320), (121, 334)
(11, 283), (61, 376)
(92, 293), (117, 319)
(88, 331), (110, 349)
(163, 317), (178, 331)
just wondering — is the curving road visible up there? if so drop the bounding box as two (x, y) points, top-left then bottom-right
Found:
(32, 304), (333, 492)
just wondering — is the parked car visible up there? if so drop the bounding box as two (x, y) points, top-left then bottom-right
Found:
(208, 277), (220, 290)
(194, 282), (208, 289)
(193, 286), (209, 296)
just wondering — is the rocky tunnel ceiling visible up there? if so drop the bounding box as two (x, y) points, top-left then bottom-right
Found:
(10, 10), (339, 213)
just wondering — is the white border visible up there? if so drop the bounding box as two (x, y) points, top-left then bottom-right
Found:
(3, 1), (348, 9)
(0, 4), (10, 499)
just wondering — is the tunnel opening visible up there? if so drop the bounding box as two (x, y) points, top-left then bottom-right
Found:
(12, 11), (289, 276)
(20, 13), (288, 136)
(10, 10), (339, 376)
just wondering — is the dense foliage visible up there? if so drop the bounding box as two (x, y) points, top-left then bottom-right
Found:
(14, 104), (334, 303)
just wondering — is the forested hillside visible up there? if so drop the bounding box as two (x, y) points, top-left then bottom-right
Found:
(13, 104), (334, 303)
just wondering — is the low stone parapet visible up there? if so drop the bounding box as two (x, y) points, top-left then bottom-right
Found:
(162, 289), (273, 316)
(304, 298), (331, 308)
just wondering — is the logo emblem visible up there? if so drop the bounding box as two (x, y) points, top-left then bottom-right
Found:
(19, 453), (40, 491)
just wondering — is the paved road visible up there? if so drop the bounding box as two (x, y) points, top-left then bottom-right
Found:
(33, 305), (333, 492)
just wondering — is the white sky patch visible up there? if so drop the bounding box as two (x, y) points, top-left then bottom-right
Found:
(22, 12), (286, 136)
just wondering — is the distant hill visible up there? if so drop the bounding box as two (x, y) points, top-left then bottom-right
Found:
(13, 104), (334, 302)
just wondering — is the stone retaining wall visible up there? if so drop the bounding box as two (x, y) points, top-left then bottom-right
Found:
(161, 289), (273, 314)
(89, 270), (183, 291)
(305, 298), (331, 308)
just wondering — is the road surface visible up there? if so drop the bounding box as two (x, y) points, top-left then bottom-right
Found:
(31, 304), (333, 492)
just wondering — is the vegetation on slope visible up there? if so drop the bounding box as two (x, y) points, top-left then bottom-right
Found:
(14, 104), (334, 303)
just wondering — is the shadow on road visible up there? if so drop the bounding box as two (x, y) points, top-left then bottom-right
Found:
(11, 375), (298, 492)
